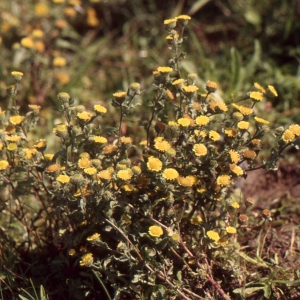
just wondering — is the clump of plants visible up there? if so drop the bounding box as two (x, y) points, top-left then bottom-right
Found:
(1, 15), (300, 300)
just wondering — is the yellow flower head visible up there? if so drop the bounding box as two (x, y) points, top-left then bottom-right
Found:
(94, 105), (107, 114)
(113, 91), (127, 98)
(254, 117), (269, 125)
(117, 169), (133, 181)
(249, 91), (264, 102)
(46, 164), (61, 173)
(154, 140), (171, 152)
(84, 167), (97, 175)
(10, 115), (25, 125)
(34, 139), (47, 151)
(120, 136), (132, 144)
(79, 253), (93, 266)
(226, 226), (237, 234)
(267, 85), (278, 97)
(97, 170), (112, 180)
(243, 149), (257, 159)
(172, 78), (184, 86)
(231, 202), (240, 209)
(182, 85), (199, 93)
(193, 144), (207, 156)
(162, 168), (179, 180)
(34, 3), (49, 16)
(230, 164), (243, 176)
(21, 37), (34, 48)
(289, 124), (300, 136)
(177, 175), (197, 187)
(224, 128), (237, 137)
(11, 71), (23, 80)
(207, 230), (220, 242)
(253, 82), (266, 93)
(282, 129), (295, 143)
(209, 130), (220, 141)
(6, 135), (21, 142)
(93, 136), (107, 144)
(206, 80), (218, 93)
(177, 117), (191, 127)
(77, 111), (93, 121)
(103, 144), (117, 155)
(157, 66), (173, 74)
(56, 174), (70, 183)
(147, 156), (163, 172)
(0, 160), (9, 170)
(53, 56), (67, 67)
(196, 115), (210, 126)
(216, 175), (231, 186)
(232, 104), (253, 115)
(229, 150), (240, 163)
(78, 158), (92, 169)
(87, 233), (100, 241)
(149, 225), (163, 237)
(176, 15), (191, 20)
(237, 121), (250, 130)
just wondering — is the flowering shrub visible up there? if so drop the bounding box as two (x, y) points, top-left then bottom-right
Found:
(1, 14), (300, 300)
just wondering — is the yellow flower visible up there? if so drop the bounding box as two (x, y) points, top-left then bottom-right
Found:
(190, 216), (202, 225)
(113, 91), (127, 98)
(28, 104), (41, 110)
(53, 57), (67, 67)
(46, 164), (61, 173)
(193, 144), (207, 156)
(267, 85), (278, 97)
(34, 3), (49, 16)
(84, 167), (97, 175)
(177, 117), (191, 127)
(0, 160), (9, 170)
(249, 91), (264, 102)
(237, 121), (250, 130)
(224, 128), (237, 137)
(216, 175), (231, 186)
(21, 148), (36, 159)
(56, 174), (70, 183)
(162, 168), (179, 180)
(282, 129), (295, 143)
(103, 144), (117, 155)
(197, 188), (206, 194)
(206, 80), (218, 93)
(93, 136), (107, 144)
(172, 78), (184, 86)
(21, 37), (34, 48)
(122, 184), (135, 192)
(149, 225), (163, 237)
(64, 7), (77, 17)
(289, 124), (300, 136)
(166, 89), (175, 100)
(230, 164), (243, 176)
(10, 115), (25, 125)
(6, 135), (21, 142)
(154, 140), (171, 152)
(87, 233), (100, 241)
(209, 130), (220, 141)
(168, 121), (179, 127)
(117, 169), (133, 180)
(226, 226), (237, 234)
(253, 82), (266, 93)
(209, 100), (228, 112)
(77, 111), (93, 121)
(195, 115), (210, 126)
(251, 139), (261, 145)
(94, 105), (107, 114)
(120, 136), (132, 144)
(177, 175), (197, 187)
(79, 253), (93, 266)
(243, 150), (257, 159)
(55, 19), (68, 29)
(69, 249), (76, 256)
(229, 150), (240, 163)
(11, 71), (23, 80)
(97, 170), (112, 180)
(176, 15), (191, 20)
(254, 117), (269, 124)
(157, 66), (173, 73)
(34, 139), (47, 151)
(207, 230), (220, 242)
(232, 104), (253, 115)
(231, 202), (240, 209)
(78, 158), (92, 169)
(56, 72), (70, 85)
(182, 85), (199, 93)
(147, 156), (163, 172)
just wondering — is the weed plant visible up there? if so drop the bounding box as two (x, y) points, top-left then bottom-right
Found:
(1, 11), (300, 300)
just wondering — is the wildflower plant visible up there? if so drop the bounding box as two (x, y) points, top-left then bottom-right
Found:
(1, 15), (300, 300)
